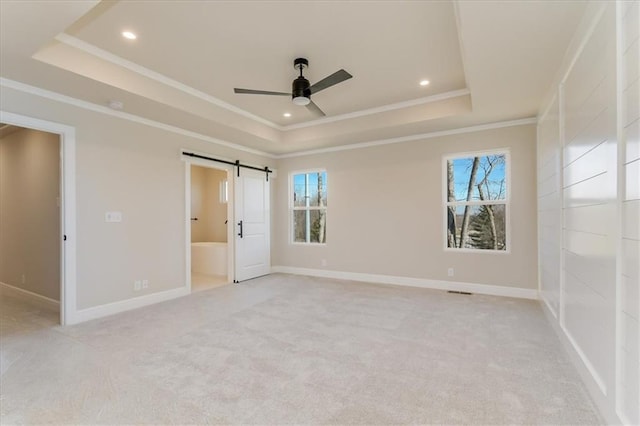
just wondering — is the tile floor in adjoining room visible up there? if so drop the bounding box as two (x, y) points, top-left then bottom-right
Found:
(0, 274), (601, 424)
(191, 272), (229, 293)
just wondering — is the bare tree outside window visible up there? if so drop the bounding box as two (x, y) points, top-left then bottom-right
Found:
(292, 171), (327, 243)
(445, 153), (507, 250)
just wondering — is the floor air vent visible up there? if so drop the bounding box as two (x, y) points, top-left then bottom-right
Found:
(447, 290), (473, 295)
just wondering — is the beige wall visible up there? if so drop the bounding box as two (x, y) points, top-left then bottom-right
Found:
(0, 86), (535, 311)
(191, 165), (228, 243)
(273, 124), (538, 290)
(1, 86), (275, 310)
(0, 127), (60, 300)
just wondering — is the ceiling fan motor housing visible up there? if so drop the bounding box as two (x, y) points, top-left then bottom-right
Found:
(292, 76), (311, 103)
(292, 58), (311, 105)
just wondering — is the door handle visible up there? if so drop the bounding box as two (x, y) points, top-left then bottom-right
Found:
(237, 220), (243, 238)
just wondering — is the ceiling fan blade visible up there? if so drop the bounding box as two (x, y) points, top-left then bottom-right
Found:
(234, 88), (290, 96)
(306, 100), (326, 117)
(309, 69), (353, 94)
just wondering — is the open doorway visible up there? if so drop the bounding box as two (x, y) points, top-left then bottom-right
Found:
(187, 162), (233, 292)
(0, 111), (76, 325)
(0, 123), (61, 324)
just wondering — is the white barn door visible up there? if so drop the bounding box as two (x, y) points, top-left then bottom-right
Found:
(234, 168), (270, 282)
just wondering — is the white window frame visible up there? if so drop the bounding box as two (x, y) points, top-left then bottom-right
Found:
(442, 149), (511, 254)
(290, 169), (327, 245)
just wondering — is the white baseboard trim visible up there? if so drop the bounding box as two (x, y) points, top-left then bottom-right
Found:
(560, 324), (607, 395)
(540, 293), (558, 319)
(271, 266), (538, 300)
(0, 281), (60, 311)
(69, 286), (190, 324)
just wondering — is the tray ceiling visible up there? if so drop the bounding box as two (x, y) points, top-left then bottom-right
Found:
(0, 0), (587, 155)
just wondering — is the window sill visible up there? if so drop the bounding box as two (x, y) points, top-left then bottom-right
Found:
(444, 248), (511, 254)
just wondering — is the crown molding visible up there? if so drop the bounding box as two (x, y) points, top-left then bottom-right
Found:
(54, 33), (281, 129)
(53, 33), (471, 134)
(538, 92), (559, 125)
(1, 77), (537, 160)
(275, 117), (537, 159)
(0, 77), (277, 158)
(280, 88), (471, 131)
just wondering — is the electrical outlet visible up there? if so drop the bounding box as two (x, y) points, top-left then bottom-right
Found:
(321, 259), (327, 267)
(142, 279), (149, 289)
(447, 268), (454, 277)
(21, 274), (26, 284)
(134, 280), (142, 291)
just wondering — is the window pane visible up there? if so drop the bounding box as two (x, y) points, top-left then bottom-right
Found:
(307, 172), (327, 207)
(293, 210), (307, 242)
(293, 173), (307, 207)
(448, 155), (506, 202)
(309, 209), (326, 243)
(291, 171), (327, 244)
(446, 204), (506, 250)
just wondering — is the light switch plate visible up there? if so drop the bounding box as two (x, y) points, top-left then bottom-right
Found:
(105, 211), (122, 222)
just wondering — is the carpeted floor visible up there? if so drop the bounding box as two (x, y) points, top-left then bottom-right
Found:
(0, 274), (601, 424)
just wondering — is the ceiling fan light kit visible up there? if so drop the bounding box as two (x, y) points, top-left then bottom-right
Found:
(234, 57), (352, 117)
(292, 95), (311, 106)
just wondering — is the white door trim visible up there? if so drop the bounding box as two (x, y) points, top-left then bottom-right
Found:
(182, 155), (234, 292)
(0, 110), (77, 325)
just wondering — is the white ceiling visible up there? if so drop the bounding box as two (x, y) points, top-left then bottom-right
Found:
(0, 0), (587, 155)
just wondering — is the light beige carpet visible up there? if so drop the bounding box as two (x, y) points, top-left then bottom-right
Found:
(0, 274), (601, 424)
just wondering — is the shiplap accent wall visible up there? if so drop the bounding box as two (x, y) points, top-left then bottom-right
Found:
(620, 1), (639, 423)
(537, 97), (561, 317)
(537, 1), (639, 424)
(562, 1), (617, 399)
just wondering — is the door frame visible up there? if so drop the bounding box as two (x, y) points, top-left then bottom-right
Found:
(182, 153), (234, 291)
(0, 110), (77, 325)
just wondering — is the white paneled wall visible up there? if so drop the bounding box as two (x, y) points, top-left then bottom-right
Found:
(620, 1), (639, 423)
(562, 3), (617, 397)
(537, 1), (639, 424)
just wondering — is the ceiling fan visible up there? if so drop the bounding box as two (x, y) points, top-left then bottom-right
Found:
(233, 58), (352, 117)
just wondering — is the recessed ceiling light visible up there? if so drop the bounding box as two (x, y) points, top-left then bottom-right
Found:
(283, 112), (291, 118)
(122, 31), (137, 40)
(420, 80), (430, 86)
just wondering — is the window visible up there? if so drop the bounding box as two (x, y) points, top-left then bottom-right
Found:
(219, 179), (228, 204)
(291, 171), (327, 243)
(445, 151), (508, 251)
